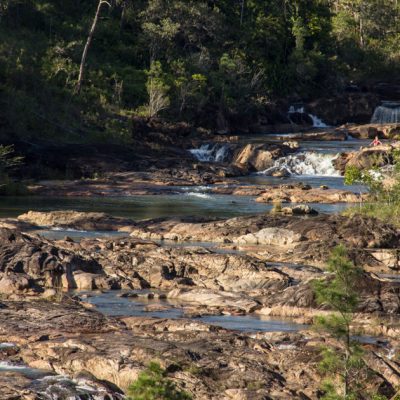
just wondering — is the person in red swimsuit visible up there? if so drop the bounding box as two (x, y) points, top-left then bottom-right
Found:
(371, 136), (382, 146)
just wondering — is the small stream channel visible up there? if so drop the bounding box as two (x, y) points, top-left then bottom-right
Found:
(74, 291), (389, 348)
(74, 290), (309, 333)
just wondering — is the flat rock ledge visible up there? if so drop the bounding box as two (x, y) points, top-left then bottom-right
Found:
(17, 210), (135, 231)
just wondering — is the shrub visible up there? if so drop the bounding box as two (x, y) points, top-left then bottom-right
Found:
(343, 150), (400, 226)
(127, 362), (191, 400)
(313, 246), (389, 399)
(0, 145), (25, 195)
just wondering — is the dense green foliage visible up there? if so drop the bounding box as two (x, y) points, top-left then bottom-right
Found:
(127, 362), (191, 400)
(1, 1), (400, 141)
(344, 151), (400, 226)
(0, 145), (25, 194)
(0, 145), (23, 173)
(313, 245), (385, 399)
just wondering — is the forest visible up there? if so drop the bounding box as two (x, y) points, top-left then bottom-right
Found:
(0, 0), (400, 142)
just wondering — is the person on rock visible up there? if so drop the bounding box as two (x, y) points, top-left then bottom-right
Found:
(370, 136), (382, 146)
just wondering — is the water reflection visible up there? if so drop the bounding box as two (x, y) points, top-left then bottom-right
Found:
(0, 194), (353, 221)
(76, 290), (309, 333)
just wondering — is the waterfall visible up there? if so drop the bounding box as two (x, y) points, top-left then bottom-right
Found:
(31, 373), (118, 399)
(0, 360), (118, 399)
(288, 105), (305, 114)
(189, 144), (231, 162)
(308, 114), (329, 128)
(288, 106), (329, 128)
(371, 102), (400, 124)
(259, 152), (340, 177)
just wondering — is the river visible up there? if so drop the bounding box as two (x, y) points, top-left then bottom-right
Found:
(0, 135), (369, 334)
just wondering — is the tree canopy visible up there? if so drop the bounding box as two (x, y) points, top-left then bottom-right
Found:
(1, 0), (399, 140)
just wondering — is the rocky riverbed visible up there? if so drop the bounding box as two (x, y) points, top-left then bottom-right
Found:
(0, 208), (400, 398)
(1, 299), (399, 400)
(4, 120), (400, 399)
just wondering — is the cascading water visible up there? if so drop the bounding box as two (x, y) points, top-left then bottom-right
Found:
(371, 102), (400, 124)
(288, 105), (305, 114)
(260, 152), (340, 177)
(288, 106), (329, 128)
(0, 360), (120, 400)
(32, 374), (117, 400)
(308, 114), (329, 128)
(189, 144), (231, 162)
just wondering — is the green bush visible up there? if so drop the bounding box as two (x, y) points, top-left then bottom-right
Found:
(127, 362), (191, 400)
(0, 145), (26, 196)
(313, 246), (386, 399)
(343, 150), (400, 226)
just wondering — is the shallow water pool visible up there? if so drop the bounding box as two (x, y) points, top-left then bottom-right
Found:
(77, 290), (309, 333)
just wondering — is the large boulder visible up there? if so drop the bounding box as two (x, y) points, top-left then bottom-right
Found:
(335, 143), (399, 173)
(0, 274), (31, 294)
(235, 228), (303, 246)
(346, 123), (400, 139)
(0, 228), (103, 294)
(232, 143), (293, 171)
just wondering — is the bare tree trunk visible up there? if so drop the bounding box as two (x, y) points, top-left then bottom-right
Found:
(120, 0), (126, 32)
(240, 0), (245, 25)
(76, 0), (111, 94)
(358, 3), (365, 48)
(343, 322), (351, 397)
(359, 15), (364, 48)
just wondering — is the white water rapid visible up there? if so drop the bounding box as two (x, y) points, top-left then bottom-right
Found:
(371, 102), (400, 124)
(308, 114), (329, 128)
(288, 106), (329, 128)
(189, 144), (231, 162)
(260, 152), (340, 177)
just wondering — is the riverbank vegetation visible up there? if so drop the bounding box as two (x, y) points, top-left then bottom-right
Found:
(0, 145), (25, 195)
(344, 152), (400, 226)
(128, 362), (192, 400)
(313, 246), (391, 399)
(1, 0), (400, 143)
